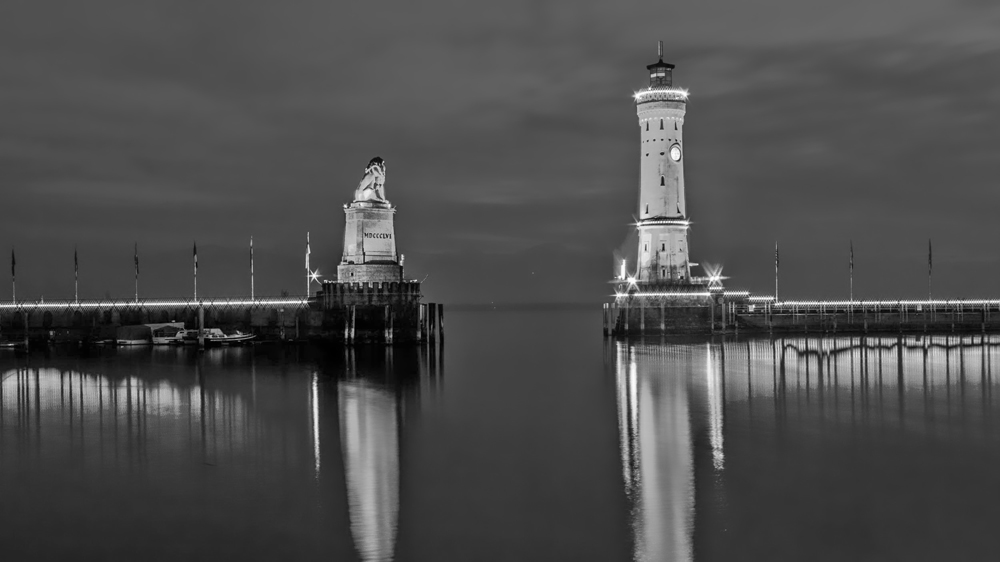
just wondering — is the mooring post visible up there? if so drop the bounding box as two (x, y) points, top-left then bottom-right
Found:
(640, 299), (645, 334)
(710, 298), (716, 333)
(348, 305), (356, 345)
(344, 306), (351, 344)
(384, 305), (393, 344)
(659, 303), (666, 334)
(428, 302), (436, 345)
(602, 304), (608, 337)
(416, 303), (424, 342)
(198, 304), (205, 349)
(437, 303), (444, 344)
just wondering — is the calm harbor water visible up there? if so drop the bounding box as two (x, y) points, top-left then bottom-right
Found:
(3, 309), (1000, 560)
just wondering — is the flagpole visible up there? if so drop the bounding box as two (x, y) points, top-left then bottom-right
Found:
(305, 232), (311, 297)
(134, 243), (139, 303)
(928, 239), (932, 301)
(74, 246), (79, 304)
(849, 240), (854, 303)
(774, 241), (779, 302)
(250, 236), (255, 301)
(193, 241), (198, 301)
(11, 248), (15, 302)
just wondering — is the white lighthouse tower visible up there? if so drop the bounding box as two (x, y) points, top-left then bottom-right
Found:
(634, 42), (692, 284)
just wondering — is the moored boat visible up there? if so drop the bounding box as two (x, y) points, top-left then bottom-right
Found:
(152, 324), (184, 345)
(202, 328), (255, 346)
(116, 325), (152, 346)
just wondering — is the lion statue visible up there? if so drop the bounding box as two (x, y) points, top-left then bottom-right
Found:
(354, 156), (387, 202)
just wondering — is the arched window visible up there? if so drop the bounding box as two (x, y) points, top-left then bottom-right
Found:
(660, 176), (665, 186)
(645, 122), (649, 131)
(660, 119), (664, 130)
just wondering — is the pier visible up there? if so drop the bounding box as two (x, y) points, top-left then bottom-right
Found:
(605, 296), (1000, 336)
(0, 285), (444, 346)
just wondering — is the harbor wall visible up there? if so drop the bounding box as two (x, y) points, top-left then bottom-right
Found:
(605, 298), (1000, 336)
(0, 281), (442, 346)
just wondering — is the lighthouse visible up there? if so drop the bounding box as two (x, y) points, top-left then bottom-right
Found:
(633, 42), (691, 284)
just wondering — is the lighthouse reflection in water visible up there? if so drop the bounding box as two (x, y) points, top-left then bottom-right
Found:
(614, 342), (725, 562)
(614, 335), (1000, 561)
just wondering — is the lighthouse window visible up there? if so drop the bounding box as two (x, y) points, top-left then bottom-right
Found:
(660, 176), (665, 186)
(646, 122), (649, 131)
(644, 244), (648, 252)
(661, 243), (665, 251)
(674, 122), (678, 130)
(660, 119), (664, 130)
(645, 204), (649, 214)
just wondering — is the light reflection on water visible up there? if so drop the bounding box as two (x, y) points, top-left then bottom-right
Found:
(339, 378), (400, 562)
(7, 314), (1000, 561)
(0, 344), (441, 561)
(615, 334), (1000, 561)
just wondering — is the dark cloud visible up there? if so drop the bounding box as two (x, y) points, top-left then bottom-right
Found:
(1, 1), (999, 303)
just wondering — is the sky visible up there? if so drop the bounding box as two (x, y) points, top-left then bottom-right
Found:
(2, 0), (1000, 304)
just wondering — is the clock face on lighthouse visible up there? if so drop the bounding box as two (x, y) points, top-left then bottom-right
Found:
(669, 144), (682, 162)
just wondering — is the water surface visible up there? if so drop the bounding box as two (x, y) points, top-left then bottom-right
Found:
(3, 310), (1000, 560)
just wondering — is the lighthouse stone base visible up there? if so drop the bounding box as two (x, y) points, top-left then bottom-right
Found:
(605, 282), (740, 335)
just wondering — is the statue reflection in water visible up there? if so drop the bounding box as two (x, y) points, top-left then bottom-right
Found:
(334, 344), (439, 562)
(0, 343), (442, 562)
(613, 334), (1000, 562)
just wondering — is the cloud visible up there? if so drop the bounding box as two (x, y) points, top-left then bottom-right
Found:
(2, 0), (1000, 303)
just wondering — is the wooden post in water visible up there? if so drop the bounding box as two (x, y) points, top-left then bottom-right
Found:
(416, 303), (424, 342)
(344, 306), (352, 344)
(347, 305), (356, 345)
(197, 305), (205, 349)
(384, 305), (393, 344)
(437, 303), (444, 343)
(602, 304), (608, 337)
(428, 302), (436, 345)
(659, 303), (666, 334)
(640, 299), (645, 334)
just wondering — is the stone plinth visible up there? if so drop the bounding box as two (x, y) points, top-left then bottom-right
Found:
(341, 201), (397, 265)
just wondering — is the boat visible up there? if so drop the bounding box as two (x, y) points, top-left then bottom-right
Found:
(116, 324), (152, 346)
(151, 324), (184, 345)
(155, 328), (255, 346)
(202, 328), (255, 346)
(174, 329), (201, 345)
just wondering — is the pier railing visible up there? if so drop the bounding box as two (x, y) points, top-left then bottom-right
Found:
(0, 296), (310, 311)
(736, 299), (1000, 334)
